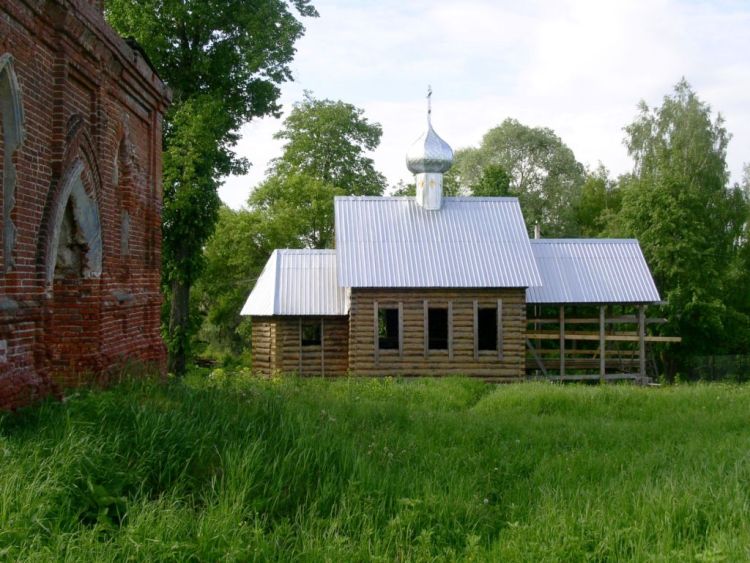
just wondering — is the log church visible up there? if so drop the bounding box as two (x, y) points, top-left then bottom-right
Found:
(243, 98), (664, 381)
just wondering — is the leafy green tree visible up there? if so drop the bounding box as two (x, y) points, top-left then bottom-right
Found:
(573, 165), (622, 237)
(451, 118), (585, 236)
(249, 173), (340, 249)
(106, 0), (317, 374)
(471, 164), (512, 197)
(616, 80), (749, 365)
(269, 92), (386, 196)
(248, 94), (387, 248)
(194, 207), (267, 356)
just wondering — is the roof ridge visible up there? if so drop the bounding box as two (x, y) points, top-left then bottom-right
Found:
(334, 195), (520, 202)
(531, 238), (640, 244)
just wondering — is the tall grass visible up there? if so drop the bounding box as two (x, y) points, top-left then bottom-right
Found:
(1, 375), (749, 561)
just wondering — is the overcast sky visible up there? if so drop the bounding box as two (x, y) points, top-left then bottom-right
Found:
(219, 0), (750, 209)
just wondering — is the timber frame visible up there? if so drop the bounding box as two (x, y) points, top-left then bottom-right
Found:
(525, 303), (680, 382)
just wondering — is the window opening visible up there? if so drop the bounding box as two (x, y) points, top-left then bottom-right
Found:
(378, 307), (400, 350)
(301, 321), (322, 346)
(477, 307), (497, 351)
(428, 307), (448, 350)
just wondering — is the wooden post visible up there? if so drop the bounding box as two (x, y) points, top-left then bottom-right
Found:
(398, 301), (404, 357)
(473, 300), (479, 360)
(321, 318), (325, 377)
(448, 301), (454, 360)
(559, 305), (565, 377)
(497, 299), (503, 361)
(599, 305), (606, 383)
(298, 317), (303, 375)
(373, 300), (379, 366)
(638, 305), (646, 383)
(423, 300), (429, 358)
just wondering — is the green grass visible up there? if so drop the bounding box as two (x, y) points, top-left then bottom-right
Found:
(2, 374), (750, 561)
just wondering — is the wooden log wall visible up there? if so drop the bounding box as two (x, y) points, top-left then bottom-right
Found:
(251, 316), (349, 376)
(348, 288), (527, 380)
(250, 317), (277, 376)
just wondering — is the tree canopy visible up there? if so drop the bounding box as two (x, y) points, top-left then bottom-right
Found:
(615, 79), (749, 360)
(248, 93), (387, 248)
(268, 92), (387, 196)
(450, 118), (585, 236)
(106, 0), (317, 373)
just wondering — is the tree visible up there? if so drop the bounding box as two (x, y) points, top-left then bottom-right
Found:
(249, 173), (340, 249)
(616, 79), (749, 366)
(451, 118), (585, 236)
(573, 165), (622, 237)
(194, 207), (267, 356)
(268, 92), (387, 196)
(106, 0), (317, 374)
(248, 94), (387, 248)
(471, 164), (512, 197)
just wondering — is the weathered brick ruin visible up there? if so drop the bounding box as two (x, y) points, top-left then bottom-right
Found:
(0, 0), (170, 409)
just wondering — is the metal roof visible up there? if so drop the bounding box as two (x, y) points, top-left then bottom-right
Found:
(241, 249), (349, 316)
(334, 196), (542, 288)
(526, 239), (661, 304)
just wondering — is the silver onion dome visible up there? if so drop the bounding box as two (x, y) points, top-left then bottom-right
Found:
(406, 122), (454, 174)
(406, 86), (453, 174)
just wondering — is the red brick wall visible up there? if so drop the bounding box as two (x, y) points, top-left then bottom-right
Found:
(0, 0), (170, 409)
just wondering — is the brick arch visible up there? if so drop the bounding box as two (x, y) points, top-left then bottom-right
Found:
(39, 115), (103, 287)
(0, 53), (26, 273)
(37, 118), (105, 385)
(43, 159), (103, 285)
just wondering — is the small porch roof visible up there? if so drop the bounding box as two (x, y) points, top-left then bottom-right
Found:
(241, 249), (349, 316)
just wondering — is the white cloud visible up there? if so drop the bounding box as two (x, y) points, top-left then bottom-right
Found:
(219, 0), (750, 209)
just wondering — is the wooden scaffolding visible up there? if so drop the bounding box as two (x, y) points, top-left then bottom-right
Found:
(525, 304), (681, 383)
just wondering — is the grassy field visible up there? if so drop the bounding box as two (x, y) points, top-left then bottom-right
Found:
(1, 374), (750, 562)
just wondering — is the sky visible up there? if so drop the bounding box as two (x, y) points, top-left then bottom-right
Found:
(219, 0), (750, 209)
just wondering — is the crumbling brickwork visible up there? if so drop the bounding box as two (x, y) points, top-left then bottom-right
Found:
(0, 0), (170, 409)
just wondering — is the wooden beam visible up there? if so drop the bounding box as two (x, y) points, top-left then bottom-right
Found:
(526, 339), (548, 376)
(527, 316), (668, 325)
(448, 301), (454, 360)
(638, 305), (646, 382)
(559, 305), (565, 377)
(473, 300), (479, 360)
(423, 300), (429, 359)
(298, 317), (303, 376)
(373, 300), (379, 366)
(599, 305), (606, 383)
(525, 332), (682, 343)
(398, 301), (404, 358)
(497, 299), (503, 361)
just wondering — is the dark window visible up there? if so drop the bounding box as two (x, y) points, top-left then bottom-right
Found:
(301, 321), (321, 346)
(477, 307), (497, 351)
(428, 307), (449, 350)
(378, 307), (400, 350)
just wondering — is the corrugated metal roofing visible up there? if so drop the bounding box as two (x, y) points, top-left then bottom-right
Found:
(334, 196), (542, 288)
(241, 249), (349, 316)
(526, 239), (661, 304)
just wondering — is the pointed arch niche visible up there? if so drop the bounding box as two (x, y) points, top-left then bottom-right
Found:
(44, 159), (102, 285)
(41, 152), (103, 381)
(0, 53), (26, 273)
